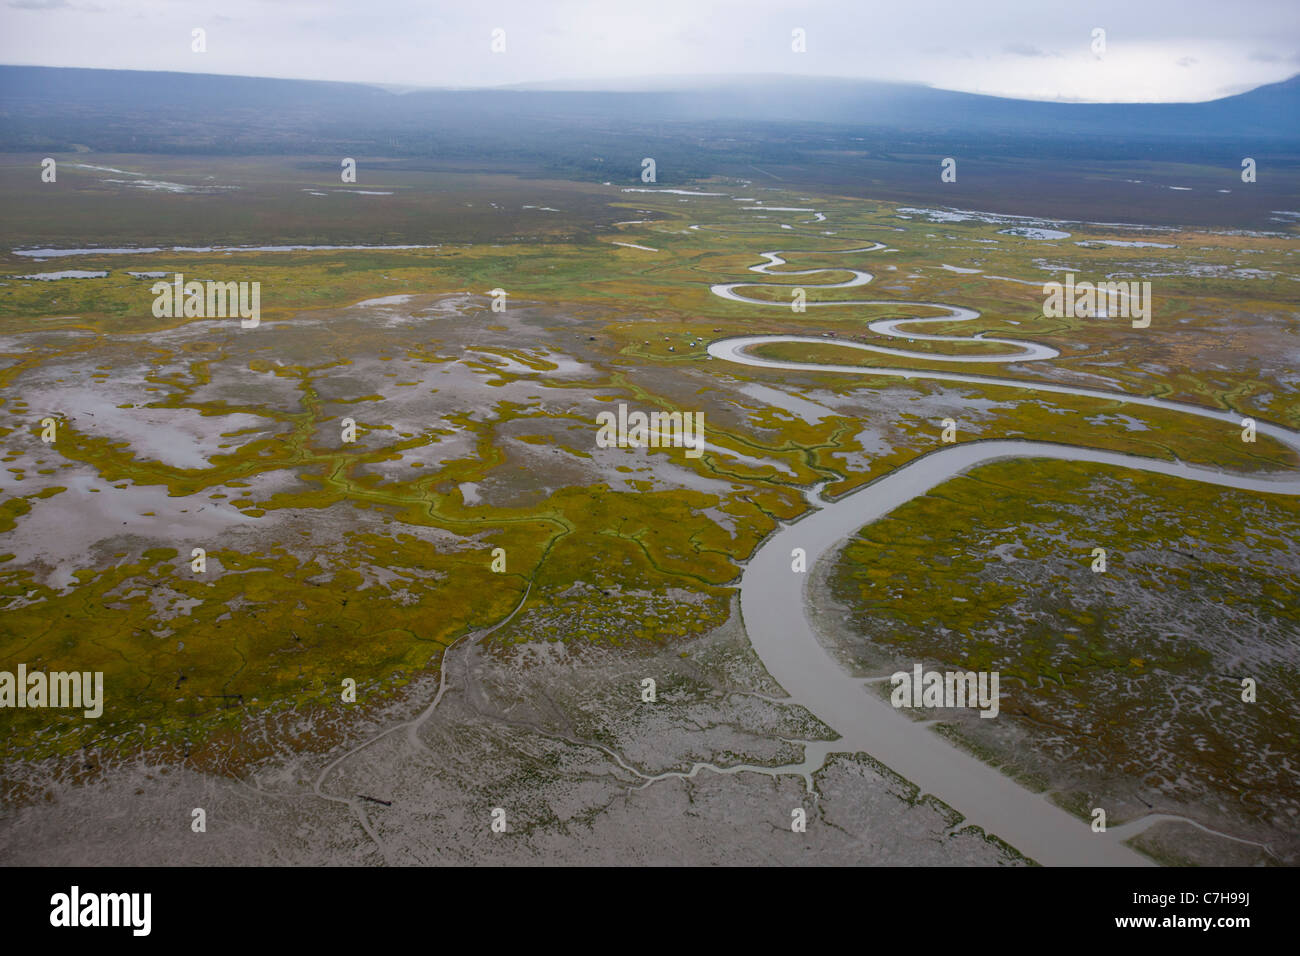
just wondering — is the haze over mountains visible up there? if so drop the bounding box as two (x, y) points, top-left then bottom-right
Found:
(504, 72), (1300, 139)
(3, 65), (1298, 155)
(3, 64), (1297, 227)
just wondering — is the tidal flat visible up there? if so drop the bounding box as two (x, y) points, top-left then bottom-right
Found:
(1, 159), (1297, 864)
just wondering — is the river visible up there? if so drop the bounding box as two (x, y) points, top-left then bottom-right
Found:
(707, 233), (1300, 865)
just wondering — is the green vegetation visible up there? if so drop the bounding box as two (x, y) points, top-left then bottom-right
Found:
(1, 159), (1297, 807)
(831, 458), (1300, 839)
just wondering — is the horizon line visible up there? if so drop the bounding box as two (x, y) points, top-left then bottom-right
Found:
(2, 62), (1294, 106)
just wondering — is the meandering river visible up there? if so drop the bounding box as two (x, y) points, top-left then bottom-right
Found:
(708, 234), (1300, 866)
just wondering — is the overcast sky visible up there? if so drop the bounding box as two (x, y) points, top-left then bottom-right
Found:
(2, 0), (1297, 102)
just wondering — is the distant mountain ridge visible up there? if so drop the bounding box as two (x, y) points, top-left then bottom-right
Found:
(2, 65), (1297, 143)
(1, 65), (1296, 232)
(1, 64), (1297, 185)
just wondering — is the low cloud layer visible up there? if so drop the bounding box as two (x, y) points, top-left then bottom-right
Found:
(2, 0), (1297, 102)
